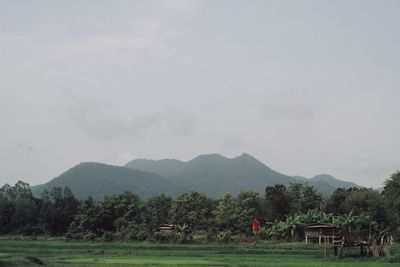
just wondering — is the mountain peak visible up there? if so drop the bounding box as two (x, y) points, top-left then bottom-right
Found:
(310, 174), (359, 189)
(33, 162), (183, 200)
(188, 153), (230, 164)
(311, 174), (338, 181)
(193, 153), (227, 160)
(235, 153), (257, 160)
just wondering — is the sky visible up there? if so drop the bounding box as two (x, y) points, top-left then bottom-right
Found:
(0, 0), (399, 188)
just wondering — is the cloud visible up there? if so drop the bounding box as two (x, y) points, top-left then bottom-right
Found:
(154, 0), (198, 14)
(0, 4), (191, 76)
(118, 151), (139, 165)
(333, 157), (399, 187)
(223, 137), (245, 149)
(17, 144), (35, 153)
(65, 93), (197, 140)
(260, 89), (316, 120)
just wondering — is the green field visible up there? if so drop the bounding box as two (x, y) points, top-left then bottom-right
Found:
(1, 238), (400, 266)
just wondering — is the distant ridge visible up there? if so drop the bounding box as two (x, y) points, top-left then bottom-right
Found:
(309, 174), (359, 188)
(125, 158), (185, 177)
(33, 153), (361, 200)
(126, 153), (358, 196)
(32, 162), (183, 200)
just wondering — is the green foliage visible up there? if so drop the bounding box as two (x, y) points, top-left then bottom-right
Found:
(213, 192), (237, 231)
(265, 185), (291, 221)
(265, 182), (322, 224)
(217, 230), (233, 242)
(235, 191), (264, 235)
(169, 192), (214, 231)
(25, 256), (44, 265)
(175, 224), (193, 243)
(144, 194), (172, 230)
(383, 171), (400, 237)
(101, 231), (113, 242)
(266, 208), (381, 242)
(115, 223), (149, 241)
(1, 171), (399, 243)
(152, 231), (177, 243)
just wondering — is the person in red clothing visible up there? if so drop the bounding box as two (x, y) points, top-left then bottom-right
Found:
(252, 217), (261, 244)
(252, 217), (260, 233)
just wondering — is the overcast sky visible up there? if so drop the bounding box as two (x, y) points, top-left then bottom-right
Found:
(1, 0), (399, 188)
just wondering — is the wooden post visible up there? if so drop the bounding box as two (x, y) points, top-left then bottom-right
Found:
(305, 235), (308, 244)
(338, 237), (345, 258)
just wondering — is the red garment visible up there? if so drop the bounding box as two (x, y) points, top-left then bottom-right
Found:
(252, 218), (260, 232)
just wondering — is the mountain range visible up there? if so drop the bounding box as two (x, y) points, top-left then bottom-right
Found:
(33, 153), (359, 200)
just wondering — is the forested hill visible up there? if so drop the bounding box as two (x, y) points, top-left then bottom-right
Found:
(33, 154), (360, 200)
(32, 162), (184, 200)
(126, 153), (359, 197)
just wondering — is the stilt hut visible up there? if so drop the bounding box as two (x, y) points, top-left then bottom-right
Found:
(304, 223), (337, 245)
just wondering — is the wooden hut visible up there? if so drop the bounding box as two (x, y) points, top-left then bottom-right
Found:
(304, 223), (338, 245)
(157, 224), (175, 233)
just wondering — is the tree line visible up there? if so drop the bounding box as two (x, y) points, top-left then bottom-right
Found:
(0, 171), (399, 243)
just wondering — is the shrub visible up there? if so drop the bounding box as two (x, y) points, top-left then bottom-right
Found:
(258, 226), (269, 240)
(116, 223), (149, 241)
(152, 231), (177, 243)
(102, 231), (113, 242)
(83, 232), (97, 241)
(217, 230), (233, 242)
(66, 222), (83, 240)
(25, 256), (44, 265)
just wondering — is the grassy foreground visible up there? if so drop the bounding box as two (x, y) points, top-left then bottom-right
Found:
(1, 237), (400, 266)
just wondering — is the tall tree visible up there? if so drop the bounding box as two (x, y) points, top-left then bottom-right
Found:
(382, 171), (400, 235)
(145, 194), (172, 230)
(169, 192), (214, 231)
(235, 191), (264, 234)
(265, 185), (291, 221)
(213, 192), (237, 232)
(301, 185), (322, 212)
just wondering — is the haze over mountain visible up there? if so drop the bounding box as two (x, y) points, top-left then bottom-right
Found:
(33, 153), (360, 200)
(1, 1), (399, 190)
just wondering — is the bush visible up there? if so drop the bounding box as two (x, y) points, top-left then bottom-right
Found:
(178, 233), (193, 243)
(152, 231), (177, 243)
(25, 256), (44, 265)
(217, 230), (232, 242)
(116, 224), (149, 241)
(83, 232), (97, 241)
(258, 226), (269, 240)
(192, 234), (208, 243)
(102, 231), (113, 242)
(66, 222), (83, 240)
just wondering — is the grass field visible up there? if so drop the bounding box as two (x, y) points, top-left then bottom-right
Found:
(1, 237), (400, 266)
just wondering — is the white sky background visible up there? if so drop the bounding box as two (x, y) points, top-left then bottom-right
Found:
(0, 0), (399, 188)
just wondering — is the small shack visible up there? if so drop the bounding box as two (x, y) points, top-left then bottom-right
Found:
(157, 224), (175, 233)
(304, 223), (337, 245)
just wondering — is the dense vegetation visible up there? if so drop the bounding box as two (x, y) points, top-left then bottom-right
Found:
(1, 172), (399, 243)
